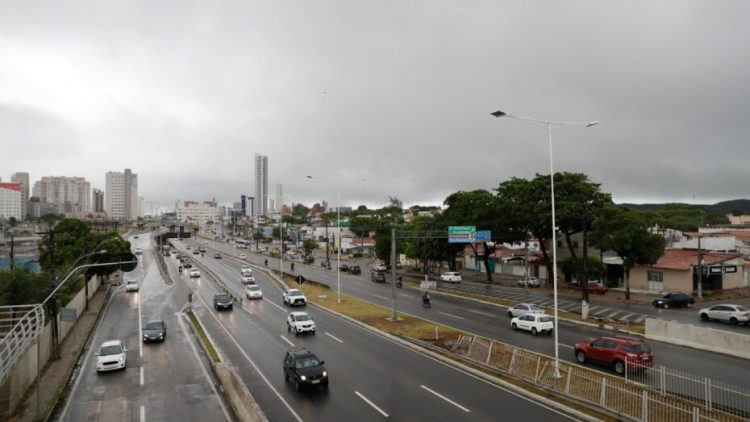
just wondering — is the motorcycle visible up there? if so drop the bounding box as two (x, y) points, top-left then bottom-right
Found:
(178, 266), (183, 274)
(264, 259), (268, 267)
(396, 276), (403, 289)
(290, 263), (295, 272)
(422, 295), (431, 308)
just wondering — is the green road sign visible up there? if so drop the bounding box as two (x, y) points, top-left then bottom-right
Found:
(448, 226), (476, 243)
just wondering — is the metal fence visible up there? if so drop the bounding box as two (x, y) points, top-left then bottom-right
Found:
(444, 334), (748, 421)
(0, 305), (44, 382)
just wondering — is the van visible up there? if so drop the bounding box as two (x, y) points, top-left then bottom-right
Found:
(439, 272), (462, 283)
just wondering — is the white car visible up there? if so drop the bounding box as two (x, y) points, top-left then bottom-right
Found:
(189, 269), (200, 278)
(283, 289), (307, 306)
(241, 265), (252, 272)
(241, 273), (256, 284)
(511, 314), (554, 335)
(96, 340), (127, 372)
(287, 311), (316, 335)
(439, 272), (462, 283)
(507, 303), (545, 318)
(125, 279), (139, 292)
(239, 253), (246, 259)
(134, 248), (142, 255)
(699, 304), (750, 325)
(245, 285), (263, 299)
(517, 276), (541, 288)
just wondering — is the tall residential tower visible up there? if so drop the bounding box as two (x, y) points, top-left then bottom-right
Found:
(105, 168), (138, 221)
(10, 172), (29, 219)
(254, 154), (268, 217)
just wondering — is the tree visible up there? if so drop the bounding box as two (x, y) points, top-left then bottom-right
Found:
(302, 238), (318, 257)
(292, 204), (310, 219)
(592, 206), (666, 300)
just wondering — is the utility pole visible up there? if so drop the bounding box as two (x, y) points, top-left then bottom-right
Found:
(389, 228), (398, 321)
(9, 230), (15, 274)
(697, 236), (703, 300)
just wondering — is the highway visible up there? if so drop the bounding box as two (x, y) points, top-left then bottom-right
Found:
(173, 239), (583, 421)
(201, 239), (750, 391)
(55, 236), (230, 422)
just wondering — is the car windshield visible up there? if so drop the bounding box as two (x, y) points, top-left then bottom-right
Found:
(529, 305), (544, 311)
(538, 316), (552, 323)
(144, 321), (163, 330)
(288, 290), (301, 296)
(623, 344), (652, 354)
(294, 314), (310, 321)
(736, 306), (748, 312)
(99, 344), (123, 356)
(248, 286), (260, 291)
(295, 356), (321, 369)
(215, 294), (230, 301)
(127, 281), (137, 285)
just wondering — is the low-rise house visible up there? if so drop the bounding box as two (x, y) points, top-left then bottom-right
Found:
(629, 249), (746, 293)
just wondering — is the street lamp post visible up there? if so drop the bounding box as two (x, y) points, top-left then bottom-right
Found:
(491, 109), (599, 378)
(307, 175), (366, 304)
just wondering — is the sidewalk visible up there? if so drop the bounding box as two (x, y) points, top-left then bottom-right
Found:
(8, 286), (109, 422)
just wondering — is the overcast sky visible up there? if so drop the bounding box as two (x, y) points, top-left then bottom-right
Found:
(2, 1), (749, 213)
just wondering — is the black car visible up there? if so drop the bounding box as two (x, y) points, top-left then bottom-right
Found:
(370, 270), (386, 283)
(142, 320), (167, 343)
(193, 249), (201, 255)
(349, 265), (361, 275)
(652, 292), (695, 309)
(283, 347), (328, 390)
(183, 261), (192, 269)
(213, 293), (233, 311)
(214, 253), (222, 259)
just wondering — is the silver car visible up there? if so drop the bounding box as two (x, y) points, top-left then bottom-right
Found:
(699, 304), (750, 325)
(517, 277), (540, 288)
(507, 303), (545, 318)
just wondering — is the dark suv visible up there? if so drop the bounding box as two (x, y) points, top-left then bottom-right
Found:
(652, 292), (694, 309)
(574, 336), (654, 375)
(213, 293), (233, 311)
(283, 347), (328, 390)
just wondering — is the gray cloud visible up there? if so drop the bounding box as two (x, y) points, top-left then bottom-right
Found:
(2, 1), (749, 210)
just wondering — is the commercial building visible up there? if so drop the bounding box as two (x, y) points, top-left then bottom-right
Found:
(177, 200), (219, 225)
(275, 182), (283, 213)
(10, 172), (29, 219)
(31, 176), (91, 214)
(0, 183), (23, 221)
(105, 169), (138, 221)
(92, 188), (104, 213)
(254, 154), (268, 217)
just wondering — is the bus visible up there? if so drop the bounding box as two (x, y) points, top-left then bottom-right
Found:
(235, 239), (250, 249)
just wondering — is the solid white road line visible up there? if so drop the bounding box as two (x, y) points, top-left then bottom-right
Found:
(420, 385), (470, 413)
(559, 344), (574, 349)
(197, 294), (304, 422)
(140, 366), (144, 385)
(138, 290), (143, 358)
(355, 391), (389, 418)
(438, 311), (465, 320)
(373, 294), (389, 300)
(140, 405), (145, 422)
(280, 335), (295, 347)
(467, 309), (495, 318)
(325, 332), (344, 343)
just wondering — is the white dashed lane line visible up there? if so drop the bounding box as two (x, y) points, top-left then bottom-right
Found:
(467, 309), (495, 318)
(355, 391), (389, 418)
(325, 332), (344, 343)
(438, 311), (465, 320)
(279, 335), (295, 347)
(373, 294), (389, 300)
(420, 385), (470, 413)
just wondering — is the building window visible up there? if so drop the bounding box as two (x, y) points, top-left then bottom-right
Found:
(647, 270), (663, 291)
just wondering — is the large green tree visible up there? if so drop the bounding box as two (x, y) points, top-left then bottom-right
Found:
(591, 206), (666, 300)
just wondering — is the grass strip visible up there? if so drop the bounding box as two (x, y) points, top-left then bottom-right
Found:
(186, 310), (221, 363)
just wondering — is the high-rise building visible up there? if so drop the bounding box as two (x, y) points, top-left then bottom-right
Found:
(105, 168), (138, 221)
(240, 195), (247, 216)
(254, 154), (268, 216)
(10, 172), (29, 219)
(177, 200), (219, 225)
(93, 188), (104, 213)
(247, 196), (255, 217)
(275, 182), (283, 213)
(32, 176), (91, 214)
(0, 183), (23, 221)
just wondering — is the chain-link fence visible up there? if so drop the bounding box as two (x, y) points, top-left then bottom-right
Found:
(441, 333), (748, 421)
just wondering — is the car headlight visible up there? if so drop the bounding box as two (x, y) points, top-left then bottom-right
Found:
(322, 371), (327, 377)
(300, 375), (307, 381)
(119, 356), (125, 362)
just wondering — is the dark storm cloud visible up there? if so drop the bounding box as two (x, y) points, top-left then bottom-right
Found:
(2, 1), (749, 209)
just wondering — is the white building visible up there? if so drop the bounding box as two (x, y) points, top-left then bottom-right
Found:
(10, 172), (29, 219)
(32, 176), (91, 214)
(177, 200), (219, 225)
(0, 183), (23, 221)
(254, 154), (268, 216)
(275, 182), (283, 213)
(105, 169), (138, 221)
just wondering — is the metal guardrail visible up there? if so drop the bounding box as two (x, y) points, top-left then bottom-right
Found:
(0, 305), (45, 382)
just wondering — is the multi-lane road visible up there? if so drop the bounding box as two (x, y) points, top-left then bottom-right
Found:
(56, 235), (589, 421)
(203, 239), (750, 391)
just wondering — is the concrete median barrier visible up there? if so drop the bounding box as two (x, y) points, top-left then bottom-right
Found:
(645, 318), (750, 359)
(215, 363), (267, 422)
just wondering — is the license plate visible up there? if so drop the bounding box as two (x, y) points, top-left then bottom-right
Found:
(311, 379), (320, 384)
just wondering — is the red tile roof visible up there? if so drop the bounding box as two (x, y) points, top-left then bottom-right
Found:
(645, 249), (740, 270)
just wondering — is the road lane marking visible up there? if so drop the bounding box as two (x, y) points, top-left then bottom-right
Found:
(140, 405), (145, 422)
(355, 391), (389, 418)
(197, 295), (303, 422)
(620, 313), (635, 320)
(138, 286), (143, 358)
(438, 312), (465, 320)
(373, 294), (389, 300)
(265, 299), (287, 312)
(325, 332), (344, 343)
(420, 385), (470, 413)
(140, 366), (144, 385)
(605, 310), (621, 319)
(634, 315), (646, 323)
(280, 335), (295, 347)
(467, 309), (495, 318)
(559, 344), (574, 349)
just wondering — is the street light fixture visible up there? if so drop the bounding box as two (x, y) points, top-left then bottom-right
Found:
(491, 109), (599, 378)
(307, 175), (367, 304)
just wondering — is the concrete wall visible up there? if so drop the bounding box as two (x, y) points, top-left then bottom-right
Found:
(0, 275), (101, 419)
(645, 318), (750, 360)
(215, 363), (267, 422)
